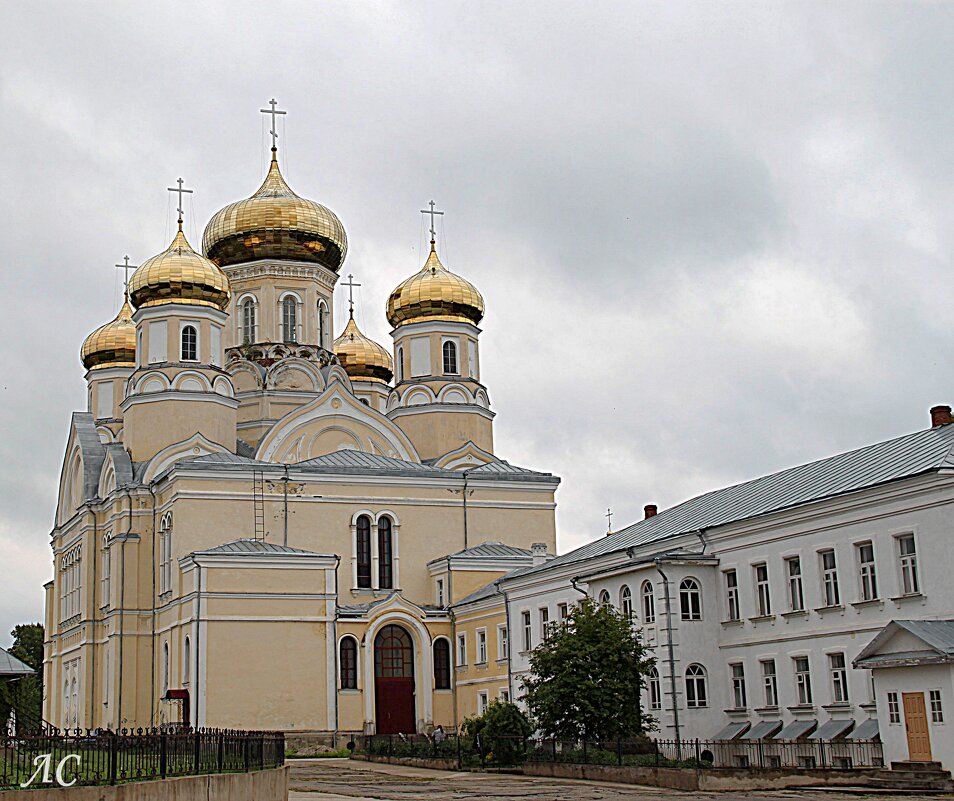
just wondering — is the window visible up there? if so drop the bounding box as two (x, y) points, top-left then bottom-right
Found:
(754, 563), (771, 616)
(180, 325), (197, 361)
(477, 629), (488, 664)
(648, 667), (661, 710)
(356, 516), (372, 588)
(642, 581), (656, 623)
(557, 602), (569, 621)
(457, 634), (467, 666)
(540, 607), (551, 638)
(162, 642), (169, 695)
(183, 636), (191, 686)
(435, 578), (445, 606)
(59, 545), (83, 622)
(442, 340), (458, 374)
(898, 535), (920, 595)
(241, 298), (256, 344)
(282, 296), (298, 343)
(598, 589), (611, 605)
(730, 663), (747, 709)
(100, 534), (111, 607)
(685, 664), (708, 708)
(159, 513), (173, 595)
(340, 637), (358, 689)
(498, 625), (509, 660)
(477, 691), (489, 715)
(620, 585), (633, 619)
(930, 690), (944, 723)
(396, 346), (404, 382)
(858, 542), (878, 601)
(679, 577), (702, 620)
(821, 550), (840, 606)
(724, 570), (740, 621)
(434, 638), (451, 689)
(794, 656), (813, 705)
(887, 691), (901, 724)
(318, 300), (329, 349)
(829, 653), (848, 704)
(522, 611), (532, 651)
(786, 557), (805, 611)
(378, 516), (394, 589)
(499, 688), (509, 702)
(761, 659), (778, 707)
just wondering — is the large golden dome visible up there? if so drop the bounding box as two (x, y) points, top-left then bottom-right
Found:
(80, 297), (137, 371)
(334, 315), (394, 384)
(202, 150), (347, 271)
(129, 226), (231, 310)
(386, 242), (484, 328)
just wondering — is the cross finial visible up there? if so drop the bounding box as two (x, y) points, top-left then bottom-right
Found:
(115, 255), (137, 299)
(420, 200), (444, 244)
(341, 273), (361, 319)
(167, 178), (193, 229)
(605, 508), (613, 531)
(260, 98), (287, 152)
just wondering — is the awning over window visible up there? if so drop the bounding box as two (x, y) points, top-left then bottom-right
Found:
(810, 719), (853, 740)
(713, 721), (751, 740)
(775, 720), (817, 740)
(744, 720), (783, 740)
(847, 719), (879, 740)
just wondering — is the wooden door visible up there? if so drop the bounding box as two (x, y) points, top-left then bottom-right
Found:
(903, 692), (932, 762)
(374, 625), (416, 734)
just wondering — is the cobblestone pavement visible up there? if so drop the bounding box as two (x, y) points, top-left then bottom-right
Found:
(288, 758), (917, 801)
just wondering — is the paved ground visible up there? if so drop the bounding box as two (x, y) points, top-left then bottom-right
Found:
(287, 758), (918, 801)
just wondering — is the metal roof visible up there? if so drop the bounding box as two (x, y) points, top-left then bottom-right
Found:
(193, 538), (323, 556)
(466, 459), (551, 477)
(446, 542), (533, 559)
(297, 451), (433, 471)
(713, 722), (750, 740)
(810, 719), (853, 740)
(854, 619), (954, 667)
(744, 721), (782, 740)
(847, 719), (879, 740)
(512, 422), (954, 579)
(776, 720), (816, 740)
(0, 647), (34, 677)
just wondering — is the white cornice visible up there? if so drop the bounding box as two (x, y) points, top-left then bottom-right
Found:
(222, 260), (338, 290)
(120, 391), (239, 411)
(387, 403), (495, 421)
(391, 320), (481, 338)
(133, 305), (228, 324)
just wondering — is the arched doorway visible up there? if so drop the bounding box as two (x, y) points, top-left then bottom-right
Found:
(374, 624), (416, 734)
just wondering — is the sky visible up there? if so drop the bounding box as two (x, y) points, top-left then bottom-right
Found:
(3, 1), (954, 645)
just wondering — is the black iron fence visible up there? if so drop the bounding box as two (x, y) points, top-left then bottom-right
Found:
(360, 734), (883, 771)
(0, 727), (285, 789)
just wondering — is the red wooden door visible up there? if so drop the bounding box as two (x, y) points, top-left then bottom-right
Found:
(374, 625), (416, 734)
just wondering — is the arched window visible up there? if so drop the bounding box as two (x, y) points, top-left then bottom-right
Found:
(620, 585), (633, 619)
(159, 513), (173, 594)
(433, 637), (451, 689)
(356, 515), (372, 589)
(70, 677), (78, 728)
(442, 340), (458, 374)
(181, 325), (197, 361)
(162, 642), (170, 695)
(100, 534), (111, 605)
(318, 300), (329, 349)
(648, 667), (661, 710)
(396, 346), (404, 382)
(63, 680), (69, 728)
(598, 589), (611, 605)
(183, 636), (191, 686)
(685, 664), (708, 708)
(241, 298), (256, 344)
(378, 516), (394, 589)
(340, 637), (358, 689)
(679, 577), (702, 621)
(642, 581), (655, 623)
(282, 296), (298, 343)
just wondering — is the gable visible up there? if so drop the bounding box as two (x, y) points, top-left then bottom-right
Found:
(55, 412), (106, 526)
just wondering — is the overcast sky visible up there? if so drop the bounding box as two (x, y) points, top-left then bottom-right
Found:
(3, 1), (954, 645)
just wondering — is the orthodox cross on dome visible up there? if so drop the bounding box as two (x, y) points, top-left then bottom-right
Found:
(260, 98), (287, 151)
(167, 177), (193, 227)
(605, 507), (613, 531)
(341, 273), (361, 319)
(420, 199), (444, 243)
(115, 255), (137, 298)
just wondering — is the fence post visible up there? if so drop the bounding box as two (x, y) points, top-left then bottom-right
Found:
(654, 740), (659, 767)
(243, 735), (250, 772)
(218, 733), (225, 773)
(818, 739), (826, 769)
(757, 737), (764, 769)
(695, 738), (700, 766)
(617, 738), (622, 766)
(582, 738), (588, 764)
(552, 739), (557, 763)
(160, 731), (167, 779)
(109, 732), (118, 785)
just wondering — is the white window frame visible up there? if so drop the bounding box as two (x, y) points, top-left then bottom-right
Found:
(761, 659), (778, 707)
(820, 549), (840, 607)
(786, 556), (805, 611)
(620, 585), (633, 619)
(930, 689), (944, 723)
(897, 534), (920, 595)
(477, 691), (489, 715)
(754, 563), (771, 616)
(648, 667), (661, 710)
(539, 606), (551, 639)
(887, 691), (901, 724)
(441, 337), (460, 375)
(179, 321), (199, 362)
(522, 610), (532, 651)
(497, 624), (508, 660)
(829, 653), (849, 704)
(457, 633), (467, 667)
(730, 663), (747, 709)
(679, 577), (702, 621)
(857, 541), (878, 601)
(476, 628), (488, 664)
(724, 569), (740, 621)
(642, 581), (655, 623)
(435, 577), (445, 607)
(685, 664), (708, 709)
(794, 656), (813, 705)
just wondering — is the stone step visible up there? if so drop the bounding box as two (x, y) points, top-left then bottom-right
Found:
(868, 777), (954, 793)
(891, 760), (945, 772)
(880, 768), (953, 780)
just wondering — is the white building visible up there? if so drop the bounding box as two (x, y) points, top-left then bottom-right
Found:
(501, 405), (954, 768)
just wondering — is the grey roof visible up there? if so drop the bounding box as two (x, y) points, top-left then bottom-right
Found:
(810, 719), (854, 740)
(184, 452), (263, 466)
(193, 538), (324, 556)
(104, 443), (133, 486)
(512, 422), (954, 579)
(713, 722), (750, 740)
(70, 412), (106, 504)
(0, 646), (34, 677)
(744, 721), (782, 740)
(445, 542), (533, 560)
(847, 719), (879, 740)
(466, 459), (551, 477)
(298, 451), (434, 472)
(236, 439), (256, 459)
(854, 619), (954, 667)
(776, 720), (816, 740)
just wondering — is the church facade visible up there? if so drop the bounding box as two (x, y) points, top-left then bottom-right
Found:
(44, 129), (558, 738)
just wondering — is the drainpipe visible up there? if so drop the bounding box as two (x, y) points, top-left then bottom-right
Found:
(195, 563), (202, 728)
(149, 487), (157, 728)
(496, 580), (515, 702)
(331, 554), (341, 744)
(116, 532), (127, 728)
(88, 503), (98, 727)
(569, 577), (589, 597)
(282, 465), (290, 547)
(654, 559), (680, 745)
(448, 567), (458, 735)
(462, 472), (469, 550)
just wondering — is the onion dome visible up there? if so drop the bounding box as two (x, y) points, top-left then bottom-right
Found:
(202, 149), (347, 271)
(386, 241), (484, 328)
(333, 315), (394, 383)
(80, 297), (137, 371)
(129, 225), (231, 310)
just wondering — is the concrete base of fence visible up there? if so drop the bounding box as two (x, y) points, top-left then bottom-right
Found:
(357, 754), (884, 792)
(0, 766), (288, 801)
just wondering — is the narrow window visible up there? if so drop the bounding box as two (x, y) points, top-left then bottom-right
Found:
(821, 550), (840, 606)
(498, 626), (509, 660)
(356, 515), (372, 588)
(477, 630), (487, 664)
(598, 589), (611, 605)
(648, 667), (661, 710)
(181, 325), (197, 361)
(794, 656), (813, 705)
(761, 659), (778, 707)
(754, 563), (771, 616)
(522, 611), (532, 651)
(679, 577), (702, 621)
(100, 534), (111, 606)
(898, 535), (920, 595)
(318, 301), (328, 349)
(829, 653), (849, 703)
(539, 607), (551, 639)
(930, 690), (944, 723)
(858, 542), (878, 601)
(457, 633), (467, 666)
(435, 578), (445, 606)
(787, 557), (805, 611)
(159, 514), (173, 595)
(377, 516), (393, 589)
(685, 664), (708, 708)
(731, 663), (747, 709)
(434, 638), (451, 689)
(499, 688), (509, 702)
(396, 346), (404, 382)
(162, 642), (169, 695)
(442, 340), (458, 374)
(557, 602), (569, 621)
(183, 636), (191, 686)
(282, 296), (298, 343)
(477, 691), (489, 715)
(340, 637), (358, 689)
(724, 570), (740, 621)
(642, 581), (656, 623)
(887, 691), (901, 724)
(242, 298), (256, 344)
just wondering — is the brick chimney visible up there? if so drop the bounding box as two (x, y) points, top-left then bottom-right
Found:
(531, 542), (549, 566)
(644, 504), (658, 519)
(931, 405), (953, 428)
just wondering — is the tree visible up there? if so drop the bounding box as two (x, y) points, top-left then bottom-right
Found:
(521, 597), (654, 741)
(1, 623), (44, 731)
(462, 701), (533, 765)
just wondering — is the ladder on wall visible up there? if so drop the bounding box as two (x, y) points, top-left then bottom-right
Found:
(253, 470), (265, 541)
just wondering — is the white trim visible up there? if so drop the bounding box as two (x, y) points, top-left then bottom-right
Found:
(388, 403), (495, 421)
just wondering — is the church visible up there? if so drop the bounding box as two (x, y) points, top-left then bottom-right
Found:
(44, 107), (559, 739)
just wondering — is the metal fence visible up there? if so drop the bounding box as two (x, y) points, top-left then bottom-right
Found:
(360, 734), (883, 771)
(0, 727), (285, 789)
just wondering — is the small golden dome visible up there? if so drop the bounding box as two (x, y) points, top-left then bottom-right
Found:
(80, 297), (137, 371)
(386, 242), (484, 328)
(129, 226), (231, 310)
(334, 315), (394, 384)
(202, 150), (347, 271)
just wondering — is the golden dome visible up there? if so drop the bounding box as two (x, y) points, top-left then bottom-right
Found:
(129, 226), (231, 310)
(80, 297), (136, 371)
(334, 315), (394, 384)
(202, 150), (347, 271)
(386, 242), (484, 328)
